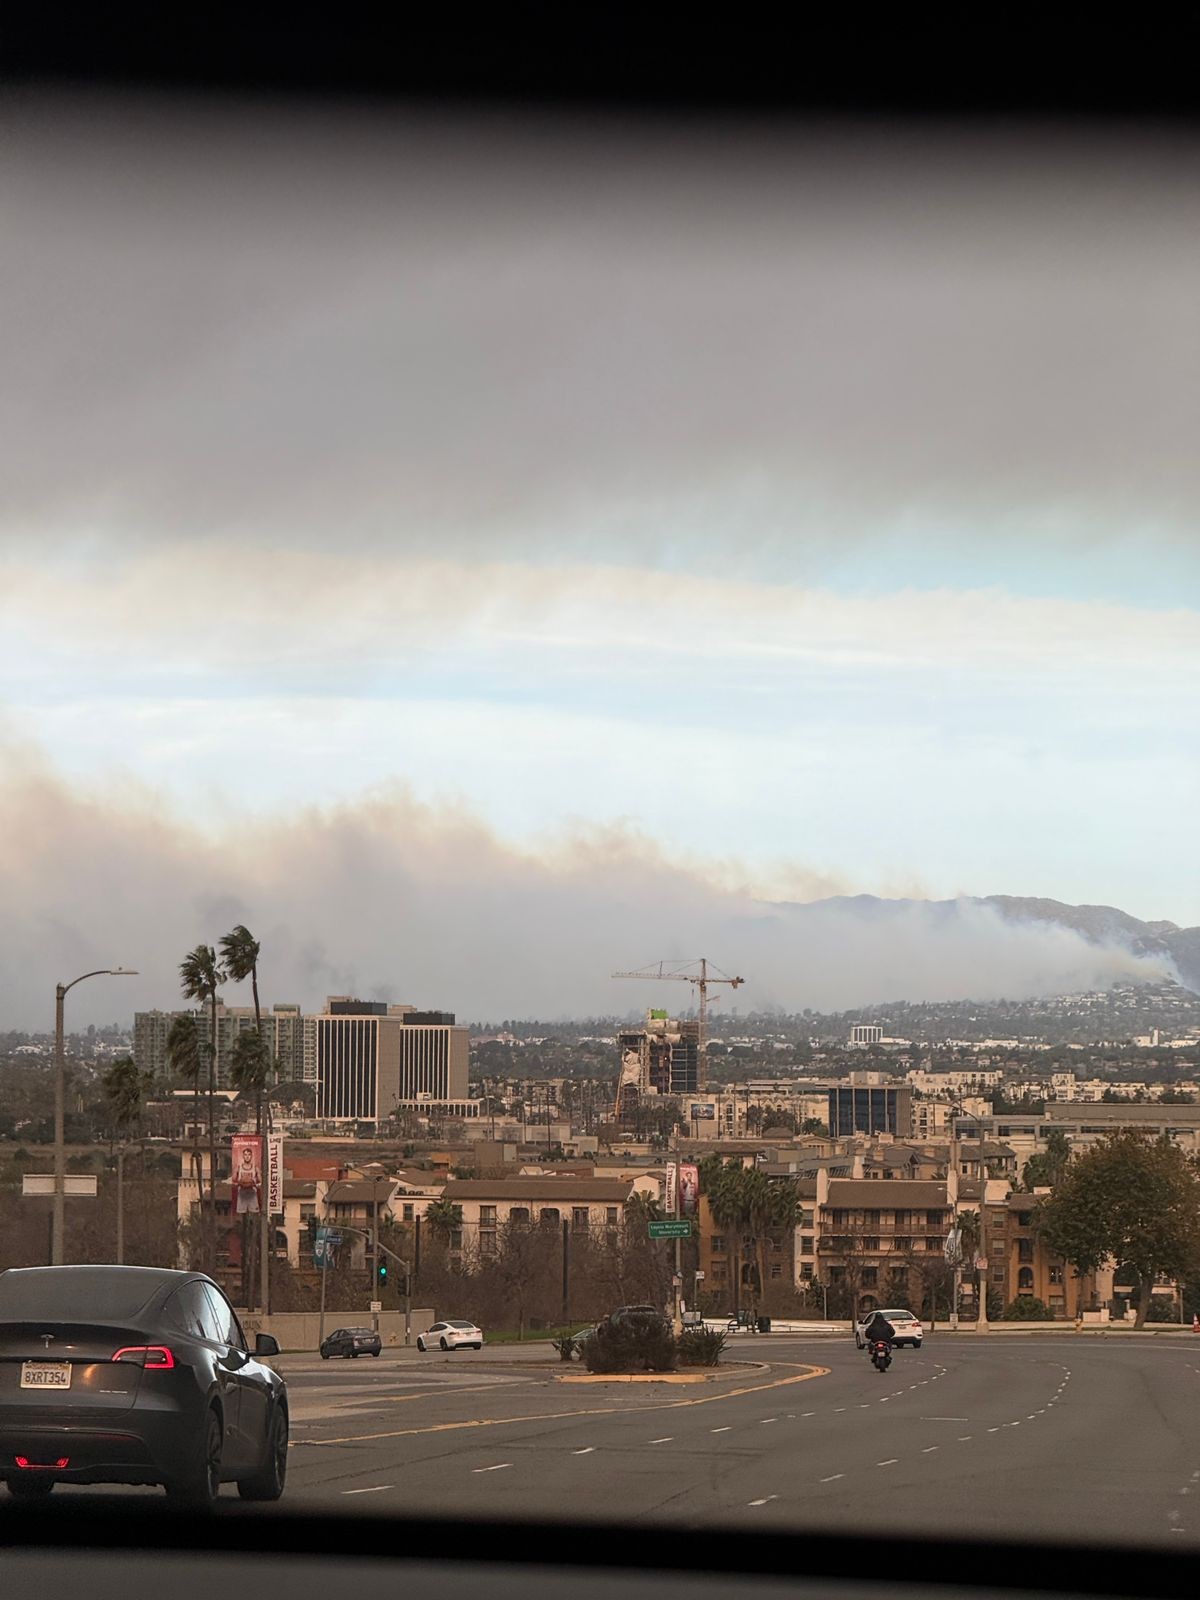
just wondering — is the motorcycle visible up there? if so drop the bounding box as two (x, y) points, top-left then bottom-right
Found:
(869, 1339), (892, 1373)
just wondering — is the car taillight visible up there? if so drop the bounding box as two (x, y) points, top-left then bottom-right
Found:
(15, 1457), (69, 1470)
(112, 1345), (176, 1369)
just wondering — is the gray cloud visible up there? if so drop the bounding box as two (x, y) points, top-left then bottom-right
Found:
(1, 97), (1197, 584)
(0, 746), (1175, 1030)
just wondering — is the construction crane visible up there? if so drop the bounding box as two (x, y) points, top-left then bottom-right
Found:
(611, 958), (745, 1087)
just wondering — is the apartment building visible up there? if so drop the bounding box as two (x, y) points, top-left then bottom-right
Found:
(814, 1174), (956, 1316)
(438, 1177), (642, 1257)
(697, 1190), (802, 1308)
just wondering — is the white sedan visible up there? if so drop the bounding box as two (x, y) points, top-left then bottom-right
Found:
(854, 1308), (923, 1349)
(416, 1320), (484, 1352)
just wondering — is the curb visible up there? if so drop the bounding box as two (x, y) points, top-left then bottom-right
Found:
(557, 1372), (715, 1384)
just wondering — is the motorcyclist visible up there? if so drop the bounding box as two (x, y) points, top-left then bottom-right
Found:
(862, 1309), (896, 1354)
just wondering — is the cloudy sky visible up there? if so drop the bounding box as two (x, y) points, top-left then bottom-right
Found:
(1, 97), (1197, 1026)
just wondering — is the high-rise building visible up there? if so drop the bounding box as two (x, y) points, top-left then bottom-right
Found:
(314, 998), (469, 1123)
(615, 1011), (700, 1124)
(135, 1004), (278, 1087)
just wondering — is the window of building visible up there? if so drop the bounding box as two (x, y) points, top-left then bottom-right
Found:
(862, 1267), (878, 1287)
(711, 1235), (726, 1253)
(711, 1264), (727, 1282)
(926, 1236), (942, 1250)
(479, 1231), (497, 1256)
(402, 1203), (414, 1222)
(866, 1210), (881, 1225)
(480, 1205), (497, 1226)
(1049, 1265), (1064, 1284)
(799, 1234), (813, 1252)
(800, 1210), (814, 1228)
(992, 1269), (1005, 1283)
(450, 1229), (463, 1251)
(1018, 1267), (1034, 1291)
(829, 1266), (845, 1284)
(1017, 1238), (1034, 1263)
(926, 1210), (944, 1226)
(572, 1206), (590, 1233)
(510, 1207), (530, 1224)
(831, 1209), (848, 1226)
(864, 1237), (879, 1251)
(893, 1236), (910, 1252)
(606, 1207), (619, 1226)
(770, 1264), (782, 1279)
(991, 1239), (1005, 1254)
(1017, 1212), (1032, 1228)
(540, 1207), (560, 1226)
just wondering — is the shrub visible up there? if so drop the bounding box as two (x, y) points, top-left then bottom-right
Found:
(1146, 1297), (1181, 1324)
(582, 1317), (677, 1374)
(677, 1327), (727, 1367)
(551, 1335), (579, 1361)
(1003, 1294), (1053, 1321)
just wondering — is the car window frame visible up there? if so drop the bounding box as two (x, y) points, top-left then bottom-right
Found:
(200, 1281), (248, 1350)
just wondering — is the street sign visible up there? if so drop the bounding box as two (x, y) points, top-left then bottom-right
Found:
(649, 1220), (691, 1239)
(369, 1300), (382, 1313)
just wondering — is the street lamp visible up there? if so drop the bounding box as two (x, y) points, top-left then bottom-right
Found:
(54, 967), (138, 1266)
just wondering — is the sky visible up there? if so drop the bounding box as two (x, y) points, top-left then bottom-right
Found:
(1, 97), (1197, 1027)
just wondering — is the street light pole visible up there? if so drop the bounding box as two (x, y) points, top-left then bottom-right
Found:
(54, 968), (137, 1266)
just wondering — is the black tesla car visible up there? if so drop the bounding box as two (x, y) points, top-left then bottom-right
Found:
(319, 1326), (381, 1359)
(0, 1264), (287, 1505)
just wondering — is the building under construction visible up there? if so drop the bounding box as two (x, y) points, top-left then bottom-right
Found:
(614, 1010), (700, 1126)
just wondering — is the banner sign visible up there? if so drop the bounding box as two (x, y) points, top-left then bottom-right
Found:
(231, 1135), (263, 1215)
(943, 1226), (963, 1266)
(664, 1161), (677, 1215)
(266, 1134), (283, 1215)
(313, 1226), (341, 1268)
(678, 1162), (699, 1218)
(689, 1103), (716, 1121)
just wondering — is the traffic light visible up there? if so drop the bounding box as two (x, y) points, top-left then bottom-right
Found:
(378, 1257), (388, 1286)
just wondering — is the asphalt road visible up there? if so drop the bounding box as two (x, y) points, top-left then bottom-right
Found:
(272, 1334), (1200, 1546)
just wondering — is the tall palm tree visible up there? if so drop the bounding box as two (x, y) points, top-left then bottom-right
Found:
(180, 945), (225, 1229)
(167, 1012), (206, 1230)
(708, 1165), (751, 1318)
(424, 1198), (463, 1243)
(220, 925), (268, 1134)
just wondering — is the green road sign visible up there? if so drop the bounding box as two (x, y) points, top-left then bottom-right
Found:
(648, 1220), (692, 1239)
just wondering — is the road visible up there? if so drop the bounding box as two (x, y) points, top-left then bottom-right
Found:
(274, 1334), (1200, 1545)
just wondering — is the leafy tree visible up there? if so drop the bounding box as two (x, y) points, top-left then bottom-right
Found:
(1036, 1131), (1200, 1326)
(1022, 1129), (1071, 1191)
(101, 1055), (152, 1145)
(800, 1118), (829, 1137)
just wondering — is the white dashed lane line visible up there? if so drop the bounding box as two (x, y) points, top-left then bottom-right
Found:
(342, 1485), (393, 1495)
(820, 1473), (844, 1483)
(572, 1447), (595, 1455)
(649, 1437), (673, 1444)
(748, 1496), (778, 1506)
(877, 1458), (898, 1467)
(711, 1426), (732, 1434)
(473, 1462), (513, 1473)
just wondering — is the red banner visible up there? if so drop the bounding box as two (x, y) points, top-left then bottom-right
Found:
(231, 1134), (263, 1215)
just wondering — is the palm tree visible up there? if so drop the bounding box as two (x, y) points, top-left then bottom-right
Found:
(708, 1165), (751, 1318)
(424, 1199), (463, 1246)
(180, 945), (225, 1228)
(167, 1012), (206, 1234)
(102, 1055), (150, 1146)
(220, 926), (268, 1134)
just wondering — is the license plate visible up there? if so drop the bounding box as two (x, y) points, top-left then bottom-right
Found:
(20, 1362), (72, 1390)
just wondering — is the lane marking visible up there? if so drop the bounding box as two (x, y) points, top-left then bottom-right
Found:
(820, 1473), (844, 1482)
(922, 1446), (938, 1453)
(472, 1462), (513, 1473)
(572, 1447), (595, 1455)
(760, 1417), (779, 1424)
(711, 1426), (732, 1433)
(649, 1437), (673, 1444)
(341, 1484), (393, 1495)
(299, 1362), (831, 1447)
(748, 1496), (778, 1506)
(957, 1436), (972, 1441)
(987, 1427), (1000, 1433)
(921, 1417), (968, 1422)
(877, 1458), (898, 1466)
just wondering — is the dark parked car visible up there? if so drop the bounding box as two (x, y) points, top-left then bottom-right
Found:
(0, 1264), (287, 1506)
(319, 1326), (381, 1359)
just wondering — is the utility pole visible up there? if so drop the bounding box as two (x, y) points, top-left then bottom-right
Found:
(115, 1147), (125, 1265)
(977, 1111), (989, 1332)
